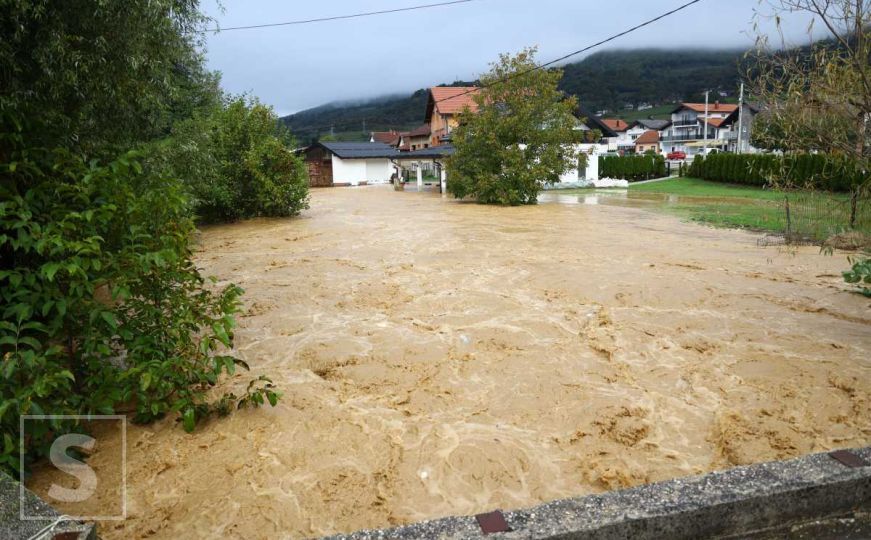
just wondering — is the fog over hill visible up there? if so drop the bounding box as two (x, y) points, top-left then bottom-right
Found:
(281, 48), (744, 143)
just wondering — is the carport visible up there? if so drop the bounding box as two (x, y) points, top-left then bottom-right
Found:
(390, 145), (455, 193)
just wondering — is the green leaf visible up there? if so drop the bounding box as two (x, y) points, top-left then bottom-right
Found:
(100, 311), (118, 330)
(140, 372), (152, 391)
(42, 262), (62, 281)
(266, 391), (278, 407)
(182, 408), (195, 433)
(211, 323), (230, 347)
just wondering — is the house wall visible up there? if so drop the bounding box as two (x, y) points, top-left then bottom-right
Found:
(429, 112), (460, 146)
(558, 144), (606, 183)
(331, 156), (393, 186)
(365, 159), (392, 184)
(626, 126), (647, 141)
(408, 134), (429, 150)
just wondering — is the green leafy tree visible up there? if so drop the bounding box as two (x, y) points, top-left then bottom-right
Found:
(152, 96), (310, 222)
(447, 48), (584, 205)
(746, 0), (869, 199)
(0, 0), (218, 154)
(0, 1), (282, 475)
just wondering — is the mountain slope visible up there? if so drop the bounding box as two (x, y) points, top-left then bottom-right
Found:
(558, 48), (743, 111)
(282, 48), (745, 142)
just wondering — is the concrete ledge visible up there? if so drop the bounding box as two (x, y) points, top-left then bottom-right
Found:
(0, 472), (96, 540)
(327, 447), (871, 539)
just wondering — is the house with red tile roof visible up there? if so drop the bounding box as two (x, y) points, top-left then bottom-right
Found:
(370, 130), (401, 146)
(600, 118), (630, 133)
(660, 101), (740, 156)
(634, 130), (660, 154)
(599, 118), (636, 152)
(424, 87), (480, 146)
(400, 124), (432, 151)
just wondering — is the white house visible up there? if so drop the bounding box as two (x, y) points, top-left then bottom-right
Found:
(600, 119), (632, 152)
(659, 102), (738, 157)
(303, 141), (398, 187)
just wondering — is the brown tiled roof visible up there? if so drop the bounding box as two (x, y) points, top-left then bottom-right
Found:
(430, 87), (480, 115)
(702, 117), (726, 127)
(601, 118), (630, 132)
(635, 130), (660, 144)
(680, 102), (738, 114)
(408, 124), (431, 137)
(371, 131), (399, 145)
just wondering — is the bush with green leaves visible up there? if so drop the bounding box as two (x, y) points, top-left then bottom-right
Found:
(154, 97), (310, 222)
(599, 154), (666, 182)
(688, 153), (867, 192)
(0, 132), (279, 475)
(1, 0), (295, 478)
(843, 254), (871, 297)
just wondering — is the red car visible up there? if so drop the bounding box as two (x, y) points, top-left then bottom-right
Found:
(667, 151), (687, 161)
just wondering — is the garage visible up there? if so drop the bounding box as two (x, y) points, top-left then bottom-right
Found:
(302, 141), (399, 187)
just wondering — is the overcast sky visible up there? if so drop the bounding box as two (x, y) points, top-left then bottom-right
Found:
(201, 0), (822, 116)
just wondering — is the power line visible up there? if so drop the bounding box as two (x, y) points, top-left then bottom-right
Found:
(288, 0), (706, 135)
(197, 0), (476, 34)
(431, 0), (705, 105)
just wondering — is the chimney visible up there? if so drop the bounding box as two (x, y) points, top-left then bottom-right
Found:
(715, 100), (720, 109)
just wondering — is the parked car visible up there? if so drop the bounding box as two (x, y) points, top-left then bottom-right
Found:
(666, 151), (686, 161)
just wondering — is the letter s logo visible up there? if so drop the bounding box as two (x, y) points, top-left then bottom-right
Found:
(47, 433), (97, 503)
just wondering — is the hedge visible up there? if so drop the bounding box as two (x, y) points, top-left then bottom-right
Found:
(599, 154), (666, 182)
(688, 153), (868, 192)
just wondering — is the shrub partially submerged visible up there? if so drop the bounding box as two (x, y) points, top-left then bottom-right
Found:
(0, 134), (279, 475)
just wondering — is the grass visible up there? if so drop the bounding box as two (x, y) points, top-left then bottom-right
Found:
(613, 104), (676, 122)
(628, 177), (790, 200)
(630, 178), (864, 239)
(551, 177), (867, 241)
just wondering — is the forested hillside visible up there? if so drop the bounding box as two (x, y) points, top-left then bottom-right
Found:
(558, 48), (743, 111)
(282, 48), (744, 142)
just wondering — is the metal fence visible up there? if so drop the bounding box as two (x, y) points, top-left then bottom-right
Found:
(758, 190), (870, 248)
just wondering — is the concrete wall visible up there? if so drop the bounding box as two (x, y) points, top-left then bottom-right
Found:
(327, 446), (871, 540)
(331, 156), (392, 186)
(558, 144), (606, 183)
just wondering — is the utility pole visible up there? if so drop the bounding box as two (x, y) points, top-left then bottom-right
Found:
(330, 125), (335, 137)
(736, 82), (745, 154)
(362, 119), (366, 135)
(703, 90), (709, 148)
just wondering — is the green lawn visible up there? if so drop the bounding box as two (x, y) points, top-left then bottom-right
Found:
(628, 178), (862, 238)
(629, 177), (789, 200)
(550, 178), (865, 240)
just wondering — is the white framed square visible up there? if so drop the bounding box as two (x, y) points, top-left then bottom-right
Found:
(20, 414), (127, 521)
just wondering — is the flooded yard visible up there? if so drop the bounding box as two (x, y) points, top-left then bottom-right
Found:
(29, 185), (870, 539)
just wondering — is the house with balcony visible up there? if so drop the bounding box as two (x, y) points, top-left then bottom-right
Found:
(659, 102), (738, 156)
(715, 103), (760, 153)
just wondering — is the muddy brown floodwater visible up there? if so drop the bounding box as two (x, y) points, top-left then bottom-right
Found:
(29, 186), (870, 539)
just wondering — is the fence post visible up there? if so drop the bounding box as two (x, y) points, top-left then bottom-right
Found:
(784, 195), (792, 242)
(849, 189), (858, 229)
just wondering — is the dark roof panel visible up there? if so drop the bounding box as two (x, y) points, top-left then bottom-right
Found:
(393, 145), (455, 160)
(318, 141), (399, 159)
(633, 118), (671, 130)
(575, 105), (617, 137)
